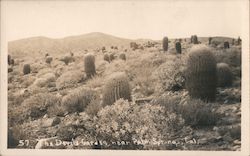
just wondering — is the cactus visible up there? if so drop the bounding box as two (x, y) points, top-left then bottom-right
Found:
(162, 37), (168, 52)
(216, 63), (233, 87)
(232, 39), (235, 45)
(45, 56), (53, 64)
(191, 35), (198, 44)
(23, 64), (31, 75)
(119, 53), (126, 61)
(84, 54), (96, 78)
(175, 42), (182, 54)
(109, 53), (115, 62)
(45, 53), (49, 57)
(237, 37), (242, 45)
(224, 41), (230, 49)
(185, 45), (217, 102)
(10, 59), (14, 66)
(104, 54), (110, 63)
(102, 72), (132, 106)
(8, 67), (13, 73)
(208, 37), (212, 45)
(8, 55), (11, 65)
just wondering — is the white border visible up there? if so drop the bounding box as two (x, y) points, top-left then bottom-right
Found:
(0, 0), (249, 156)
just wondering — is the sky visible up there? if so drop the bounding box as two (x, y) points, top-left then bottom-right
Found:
(1, 0), (246, 41)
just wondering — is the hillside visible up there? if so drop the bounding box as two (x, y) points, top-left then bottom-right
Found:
(8, 32), (132, 58)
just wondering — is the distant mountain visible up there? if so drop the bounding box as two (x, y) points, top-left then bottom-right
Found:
(8, 32), (132, 57)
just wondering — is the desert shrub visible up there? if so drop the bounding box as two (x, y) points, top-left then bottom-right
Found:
(8, 126), (27, 148)
(30, 62), (44, 73)
(20, 75), (36, 88)
(191, 35), (198, 44)
(33, 73), (56, 88)
(95, 99), (184, 146)
(185, 45), (217, 102)
(216, 63), (233, 87)
(21, 93), (61, 120)
(56, 70), (85, 90)
(47, 100), (65, 117)
(153, 95), (182, 113)
(214, 47), (241, 68)
(102, 72), (132, 106)
(86, 75), (105, 89)
(156, 55), (186, 92)
(45, 56), (53, 64)
(130, 42), (138, 50)
(85, 97), (103, 117)
(59, 55), (74, 65)
(23, 64), (31, 75)
(237, 37), (242, 45)
(62, 88), (96, 113)
(84, 54), (96, 78)
(175, 42), (182, 54)
(179, 98), (219, 127)
(104, 54), (110, 63)
(56, 125), (77, 141)
(224, 41), (230, 49)
(162, 37), (168, 52)
(119, 53), (126, 61)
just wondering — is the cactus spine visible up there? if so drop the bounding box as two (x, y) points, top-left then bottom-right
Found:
(102, 72), (132, 106)
(175, 42), (182, 54)
(185, 45), (217, 102)
(84, 54), (96, 78)
(162, 37), (168, 52)
(216, 63), (233, 87)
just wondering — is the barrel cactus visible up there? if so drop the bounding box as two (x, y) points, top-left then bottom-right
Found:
(104, 54), (110, 63)
(119, 53), (126, 61)
(208, 37), (212, 45)
(162, 37), (168, 52)
(23, 64), (31, 75)
(185, 45), (217, 102)
(191, 35), (198, 44)
(8, 55), (11, 65)
(216, 63), (233, 87)
(45, 56), (53, 64)
(224, 41), (230, 49)
(175, 42), (182, 54)
(109, 53), (115, 62)
(84, 54), (96, 78)
(102, 72), (132, 106)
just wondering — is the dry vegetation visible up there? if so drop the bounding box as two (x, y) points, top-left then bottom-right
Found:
(7, 34), (241, 150)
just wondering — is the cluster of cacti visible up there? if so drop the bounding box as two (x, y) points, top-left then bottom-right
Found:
(162, 37), (168, 52)
(175, 42), (182, 54)
(119, 53), (126, 61)
(23, 64), (31, 75)
(45, 56), (53, 64)
(191, 35), (198, 44)
(208, 37), (212, 45)
(185, 45), (217, 102)
(84, 54), (96, 78)
(102, 72), (132, 106)
(216, 63), (233, 87)
(104, 54), (110, 62)
(224, 41), (230, 49)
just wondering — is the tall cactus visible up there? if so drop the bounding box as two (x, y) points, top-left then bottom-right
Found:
(84, 54), (96, 78)
(216, 63), (233, 87)
(162, 37), (168, 52)
(102, 72), (132, 106)
(23, 64), (31, 75)
(208, 37), (212, 45)
(175, 42), (182, 54)
(224, 41), (230, 49)
(185, 45), (217, 102)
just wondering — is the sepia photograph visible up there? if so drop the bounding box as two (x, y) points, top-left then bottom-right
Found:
(0, 0), (249, 155)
